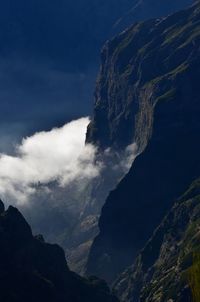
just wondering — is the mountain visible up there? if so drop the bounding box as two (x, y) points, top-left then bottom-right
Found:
(86, 1), (200, 283)
(114, 179), (200, 302)
(2, 0), (194, 279)
(18, 0), (195, 276)
(0, 200), (118, 302)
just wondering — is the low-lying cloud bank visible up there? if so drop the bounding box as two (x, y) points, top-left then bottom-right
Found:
(0, 117), (100, 205)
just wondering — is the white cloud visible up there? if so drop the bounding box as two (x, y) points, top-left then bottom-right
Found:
(0, 117), (100, 205)
(0, 116), (138, 212)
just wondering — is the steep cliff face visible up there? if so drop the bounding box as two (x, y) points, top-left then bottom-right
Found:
(86, 0), (194, 150)
(61, 0), (194, 275)
(0, 200), (118, 302)
(114, 179), (200, 302)
(86, 2), (200, 282)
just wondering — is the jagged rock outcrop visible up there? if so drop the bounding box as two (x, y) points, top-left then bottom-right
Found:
(0, 202), (118, 302)
(86, 1), (200, 283)
(114, 179), (200, 302)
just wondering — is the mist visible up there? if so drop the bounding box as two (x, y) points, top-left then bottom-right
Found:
(0, 117), (101, 205)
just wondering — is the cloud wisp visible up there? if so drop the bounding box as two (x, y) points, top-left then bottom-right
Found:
(0, 117), (100, 205)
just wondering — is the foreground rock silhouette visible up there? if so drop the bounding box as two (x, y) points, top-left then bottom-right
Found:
(0, 202), (118, 302)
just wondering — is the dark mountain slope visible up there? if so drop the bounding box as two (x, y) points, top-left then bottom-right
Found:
(114, 179), (200, 302)
(0, 200), (118, 302)
(86, 1), (200, 282)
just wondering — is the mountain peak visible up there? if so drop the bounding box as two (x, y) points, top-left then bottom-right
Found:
(0, 199), (4, 214)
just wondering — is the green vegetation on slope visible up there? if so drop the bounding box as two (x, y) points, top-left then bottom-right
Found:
(189, 253), (200, 302)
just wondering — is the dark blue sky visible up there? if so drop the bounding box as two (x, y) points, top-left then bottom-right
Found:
(0, 0), (138, 152)
(0, 0), (193, 152)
